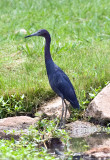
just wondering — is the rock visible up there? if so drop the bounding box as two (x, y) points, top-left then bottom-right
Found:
(84, 147), (110, 159)
(66, 121), (99, 137)
(0, 116), (39, 139)
(39, 97), (70, 119)
(85, 83), (110, 124)
(0, 116), (39, 129)
(85, 132), (110, 149)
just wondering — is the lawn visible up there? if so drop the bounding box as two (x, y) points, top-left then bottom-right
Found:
(0, 0), (110, 113)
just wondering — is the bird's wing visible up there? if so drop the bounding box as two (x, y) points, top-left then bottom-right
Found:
(52, 69), (79, 108)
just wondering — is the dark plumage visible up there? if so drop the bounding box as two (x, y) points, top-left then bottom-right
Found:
(25, 29), (80, 127)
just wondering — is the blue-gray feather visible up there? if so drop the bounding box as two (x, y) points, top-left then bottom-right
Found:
(46, 59), (79, 109)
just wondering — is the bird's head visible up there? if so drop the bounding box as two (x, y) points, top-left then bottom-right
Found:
(25, 29), (50, 39)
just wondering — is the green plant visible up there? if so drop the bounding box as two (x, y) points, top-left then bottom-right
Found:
(0, 139), (57, 160)
(0, 94), (25, 118)
(106, 123), (110, 134)
(32, 118), (70, 145)
(89, 86), (102, 100)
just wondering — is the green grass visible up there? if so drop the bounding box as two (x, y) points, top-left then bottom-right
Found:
(0, 0), (110, 112)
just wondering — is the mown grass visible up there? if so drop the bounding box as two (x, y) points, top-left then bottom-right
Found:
(0, 0), (110, 113)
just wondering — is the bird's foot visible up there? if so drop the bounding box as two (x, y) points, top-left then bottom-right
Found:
(59, 121), (65, 129)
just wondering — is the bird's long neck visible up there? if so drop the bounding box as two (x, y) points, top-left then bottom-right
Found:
(44, 34), (52, 62)
(44, 33), (55, 76)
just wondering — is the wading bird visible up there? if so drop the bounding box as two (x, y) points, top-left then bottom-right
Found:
(25, 29), (79, 128)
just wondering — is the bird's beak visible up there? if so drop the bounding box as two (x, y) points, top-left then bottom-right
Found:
(25, 31), (40, 38)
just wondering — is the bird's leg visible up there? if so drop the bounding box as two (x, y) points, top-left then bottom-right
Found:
(59, 99), (65, 128)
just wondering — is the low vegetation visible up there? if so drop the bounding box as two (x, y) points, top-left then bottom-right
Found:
(0, 119), (72, 159)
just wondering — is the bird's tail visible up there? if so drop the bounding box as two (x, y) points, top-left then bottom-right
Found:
(70, 99), (80, 110)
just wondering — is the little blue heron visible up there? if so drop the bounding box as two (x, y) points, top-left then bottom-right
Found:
(25, 29), (80, 128)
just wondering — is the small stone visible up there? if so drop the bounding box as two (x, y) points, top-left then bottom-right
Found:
(19, 29), (27, 34)
(15, 29), (27, 35)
